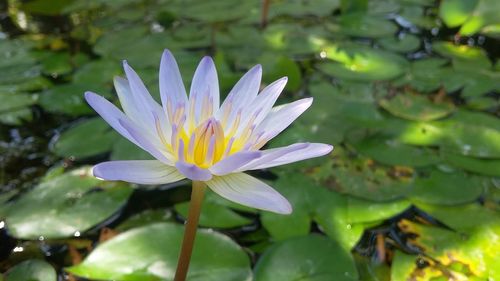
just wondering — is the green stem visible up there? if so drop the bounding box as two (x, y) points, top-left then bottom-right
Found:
(174, 181), (206, 281)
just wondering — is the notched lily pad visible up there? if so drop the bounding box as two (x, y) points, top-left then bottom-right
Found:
(52, 118), (119, 160)
(379, 92), (455, 121)
(4, 259), (56, 281)
(254, 234), (358, 281)
(67, 223), (252, 281)
(4, 166), (133, 239)
(318, 44), (408, 81)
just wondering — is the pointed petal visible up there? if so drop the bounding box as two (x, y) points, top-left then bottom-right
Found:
(114, 77), (171, 140)
(175, 162), (212, 181)
(189, 56), (219, 124)
(123, 61), (163, 117)
(159, 50), (188, 115)
(207, 173), (292, 214)
(241, 143), (333, 171)
(84, 92), (139, 147)
(253, 97), (313, 146)
(217, 65), (262, 128)
(119, 119), (174, 165)
(93, 160), (184, 185)
(209, 151), (261, 176)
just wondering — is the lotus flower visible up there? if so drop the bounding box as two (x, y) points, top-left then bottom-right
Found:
(85, 50), (332, 215)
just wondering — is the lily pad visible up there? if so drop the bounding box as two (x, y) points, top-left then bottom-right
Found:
(409, 170), (484, 205)
(254, 234), (358, 281)
(39, 83), (93, 116)
(378, 33), (421, 53)
(441, 151), (500, 177)
(433, 41), (491, 68)
(110, 137), (153, 161)
(4, 166), (133, 239)
(4, 259), (56, 281)
(439, 0), (479, 27)
(52, 118), (119, 160)
(354, 137), (440, 167)
(174, 191), (253, 229)
(0, 92), (38, 125)
(328, 153), (414, 201)
(331, 13), (399, 38)
(318, 44), (407, 81)
(67, 223), (252, 281)
(379, 92), (455, 121)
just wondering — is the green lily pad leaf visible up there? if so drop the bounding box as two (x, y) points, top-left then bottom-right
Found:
(409, 170), (484, 205)
(267, 0), (340, 18)
(394, 58), (449, 93)
(330, 13), (399, 38)
(39, 83), (93, 116)
(378, 33), (421, 53)
(392, 117), (500, 158)
(260, 55), (302, 91)
(379, 92), (455, 121)
(21, 0), (73, 15)
(415, 202), (500, 232)
(458, 0), (500, 36)
(433, 41), (491, 68)
(0, 92), (38, 125)
(174, 192), (252, 229)
(53, 118), (119, 159)
(4, 166), (133, 239)
(439, 0), (479, 27)
(327, 152), (414, 201)
(254, 234), (358, 281)
(164, 0), (258, 22)
(116, 209), (173, 232)
(354, 137), (440, 167)
(319, 44), (407, 81)
(4, 259), (56, 281)
(390, 250), (423, 281)
(67, 223), (252, 281)
(441, 151), (500, 177)
(73, 59), (120, 86)
(111, 137), (153, 161)
(398, 219), (500, 280)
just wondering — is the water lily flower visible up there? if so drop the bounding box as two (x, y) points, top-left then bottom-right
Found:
(85, 50), (332, 215)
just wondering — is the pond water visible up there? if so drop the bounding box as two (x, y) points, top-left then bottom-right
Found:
(1, 0), (499, 280)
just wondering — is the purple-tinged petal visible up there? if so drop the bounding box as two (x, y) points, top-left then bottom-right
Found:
(243, 143), (333, 171)
(238, 77), (287, 135)
(206, 173), (292, 214)
(216, 65), (262, 129)
(159, 49), (188, 119)
(253, 97), (313, 146)
(93, 160), (184, 185)
(209, 151), (261, 176)
(84, 92), (139, 147)
(189, 56), (219, 124)
(119, 119), (174, 165)
(175, 162), (212, 181)
(123, 61), (163, 115)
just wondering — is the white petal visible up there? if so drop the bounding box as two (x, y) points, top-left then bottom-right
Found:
(253, 97), (313, 145)
(216, 65), (262, 129)
(84, 92), (139, 147)
(175, 162), (212, 181)
(159, 50), (188, 116)
(93, 160), (184, 185)
(189, 56), (219, 124)
(119, 119), (174, 165)
(242, 143), (333, 171)
(206, 173), (292, 214)
(238, 77), (287, 134)
(209, 151), (261, 176)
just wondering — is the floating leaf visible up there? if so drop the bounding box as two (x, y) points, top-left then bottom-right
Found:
(379, 92), (455, 121)
(175, 191), (252, 229)
(53, 118), (119, 159)
(67, 223), (252, 281)
(4, 166), (133, 239)
(354, 137), (440, 167)
(4, 259), (56, 281)
(409, 170), (484, 205)
(378, 33), (421, 53)
(254, 235), (358, 281)
(319, 44), (407, 81)
(441, 151), (500, 177)
(39, 84), (93, 116)
(331, 13), (399, 38)
(0, 92), (38, 125)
